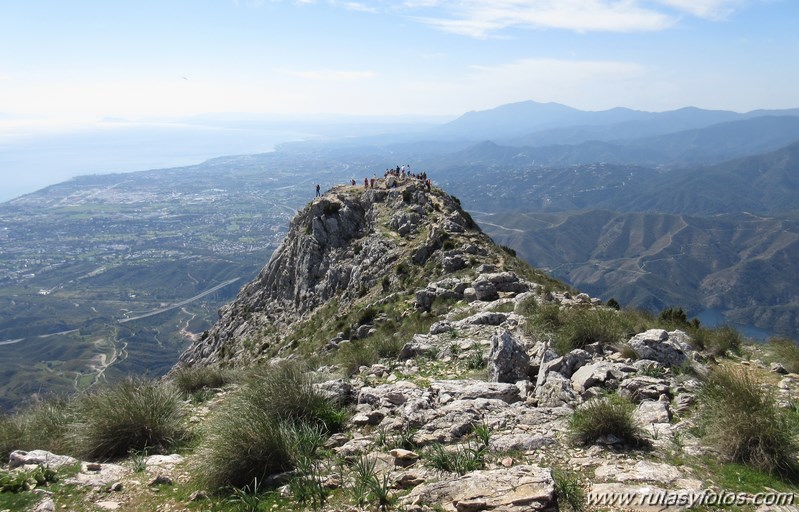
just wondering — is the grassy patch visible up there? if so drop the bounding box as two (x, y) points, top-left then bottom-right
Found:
(70, 378), (189, 460)
(699, 365), (798, 477)
(171, 365), (237, 399)
(766, 337), (799, 373)
(0, 398), (73, 459)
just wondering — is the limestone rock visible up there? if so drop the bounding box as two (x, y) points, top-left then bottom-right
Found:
(431, 380), (521, 404)
(635, 400), (671, 425)
(488, 330), (531, 384)
(402, 465), (556, 512)
(628, 329), (693, 367)
(9, 450), (78, 469)
(570, 362), (626, 393)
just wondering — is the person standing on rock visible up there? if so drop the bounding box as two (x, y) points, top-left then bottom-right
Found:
(364, 177), (369, 189)
(315, 183), (321, 197)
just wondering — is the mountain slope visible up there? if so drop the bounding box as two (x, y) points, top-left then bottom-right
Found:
(476, 210), (799, 337)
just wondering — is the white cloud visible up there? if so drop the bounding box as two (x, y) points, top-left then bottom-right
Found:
(408, 1), (676, 36)
(283, 69), (377, 81)
(654, 0), (747, 19)
(401, 0), (758, 36)
(341, 2), (378, 13)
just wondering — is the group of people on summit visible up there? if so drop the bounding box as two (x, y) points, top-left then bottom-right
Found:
(316, 164), (432, 198)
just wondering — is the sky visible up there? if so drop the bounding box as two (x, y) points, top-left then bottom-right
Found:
(1, 0), (797, 126)
(0, 0), (798, 200)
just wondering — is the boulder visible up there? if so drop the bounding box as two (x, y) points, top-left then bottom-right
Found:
(619, 375), (671, 402)
(402, 465), (556, 512)
(628, 329), (692, 367)
(315, 379), (356, 405)
(534, 372), (577, 407)
(9, 450), (78, 469)
(570, 362), (626, 393)
(461, 312), (508, 326)
(635, 400), (671, 425)
(488, 330), (531, 384)
(398, 334), (438, 360)
(472, 278), (499, 302)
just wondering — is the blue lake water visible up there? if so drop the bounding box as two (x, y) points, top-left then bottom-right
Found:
(693, 308), (774, 342)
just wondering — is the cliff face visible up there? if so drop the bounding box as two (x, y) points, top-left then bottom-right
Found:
(176, 179), (535, 368)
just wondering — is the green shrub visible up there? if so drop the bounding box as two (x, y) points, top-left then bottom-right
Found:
(0, 465), (58, 493)
(196, 362), (345, 490)
(524, 303), (563, 335)
(12, 398), (73, 455)
(349, 455), (395, 510)
(555, 309), (623, 354)
(171, 365), (235, 396)
(569, 394), (643, 447)
(605, 298), (621, 310)
(0, 415), (22, 461)
(372, 334), (404, 359)
(615, 308), (658, 338)
(375, 424), (418, 451)
(699, 366), (798, 476)
(767, 337), (799, 373)
(499, 245), (516, 257)
(704, 325), (743, 357)
(70, 378), (188, 460)
(553, 468), (585, 512)
(424, 442), (486, 475)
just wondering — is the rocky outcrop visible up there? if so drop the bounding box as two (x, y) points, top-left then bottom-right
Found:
(175, 180), (503, 368)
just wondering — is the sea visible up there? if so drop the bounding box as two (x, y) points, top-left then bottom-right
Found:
(0, 122), (313, 203)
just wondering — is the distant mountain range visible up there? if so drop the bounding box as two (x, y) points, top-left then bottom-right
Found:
(433, 100), (799, 145)
(272, 99), (799, 338)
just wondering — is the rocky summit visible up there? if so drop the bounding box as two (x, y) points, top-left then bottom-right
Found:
(175, 178), (554, 369)
(6, 178), (799, 512)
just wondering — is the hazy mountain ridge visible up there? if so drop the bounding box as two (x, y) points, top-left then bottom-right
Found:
(435, 100), (799, 145)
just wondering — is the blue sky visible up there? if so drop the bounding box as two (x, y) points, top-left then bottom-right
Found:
(1, 0), (797, 129)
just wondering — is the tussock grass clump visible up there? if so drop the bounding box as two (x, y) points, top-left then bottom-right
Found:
(197, 362), (346, 490)
(70, 378), (188, 460)
(555, 309), (624, 354)
(0, 415), (23, 460)
(699, 365), (798, 477)
(766, 337), (799, 373)
(569, 394), (643, 447)
(11, 398), (73, 455)
(171, 365), (236, 396)
(553, 468), (585, 512)
(704, 326), (743, 357)
(0, 398), (72, 459)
